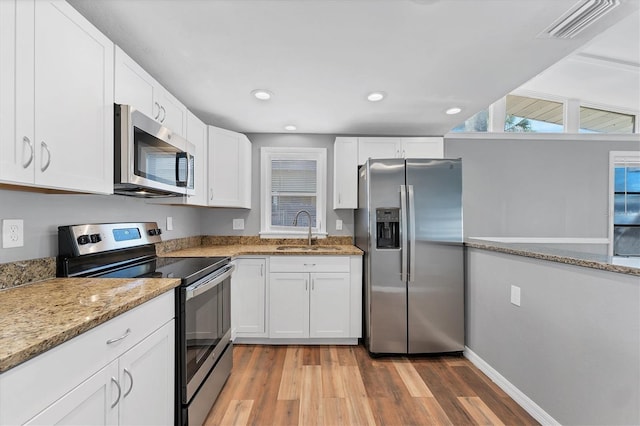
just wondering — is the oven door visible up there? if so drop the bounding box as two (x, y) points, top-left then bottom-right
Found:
(179, 263), (234, 404)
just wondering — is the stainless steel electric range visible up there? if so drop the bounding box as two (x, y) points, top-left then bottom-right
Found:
(57, 222), (233, 426)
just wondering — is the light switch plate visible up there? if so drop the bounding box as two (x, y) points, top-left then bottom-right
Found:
(510, 285), (521, 306)
(336, 219), (343, 231)
(2, 219), (24, 248)
(166, 216), (174, 231)
(233, 219), (245, 230)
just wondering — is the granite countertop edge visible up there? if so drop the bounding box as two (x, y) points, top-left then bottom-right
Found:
(465, 240), (640, 276)
(160, 244), (364, 258)
(0, 278), (181, 373)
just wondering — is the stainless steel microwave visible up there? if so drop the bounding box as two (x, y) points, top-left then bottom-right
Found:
(114, 104), (195, 197)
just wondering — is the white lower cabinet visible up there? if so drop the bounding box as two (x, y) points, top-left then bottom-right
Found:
(267, 256), (361, 342)
(270, 272), (350, 338)
(0, 292), (174, 426)
(231, 258), (267, 338)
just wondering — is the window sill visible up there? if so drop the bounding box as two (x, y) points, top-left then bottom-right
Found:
(259, 231), (328, 239)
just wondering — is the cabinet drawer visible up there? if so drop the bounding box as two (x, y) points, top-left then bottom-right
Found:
(0, 291), (174, 426)
(269, 256), (350, 273)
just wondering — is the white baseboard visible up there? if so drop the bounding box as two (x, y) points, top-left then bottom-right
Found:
(464, 347), (560, 426)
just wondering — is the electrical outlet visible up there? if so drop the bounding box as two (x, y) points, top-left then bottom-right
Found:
(510, 285), (521, 306)
(2, 219), (24, 248)
(166, 216), (174, 231)
(336, 219), (343, 231)
(232, 219), (244, 230)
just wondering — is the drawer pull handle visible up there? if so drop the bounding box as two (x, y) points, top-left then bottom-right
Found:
(106, 328), (131, 345)
(304, 263), (316, 267)
(111, 377), (121, 408)
(123, 368), (134, 397)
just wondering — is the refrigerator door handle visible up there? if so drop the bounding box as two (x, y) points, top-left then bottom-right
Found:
(408, 185), (416, 282)
(400, 184), (408, 283)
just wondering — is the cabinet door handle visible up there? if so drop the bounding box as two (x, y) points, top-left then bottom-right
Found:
(154, 101), (161, 120)
(209, 188), (213, 201)
(305, 279), (308, 291)
(40, 141), (51, 172)
(402, 149), (406, 158)
(160, 105), (166, 122)
(123, 368), (134, 398)
(338, 193), (341, 204)
(260, 264), (264, 277)
(111, 377), (121, 408)
(22, 137), (34, 168)
(106, 328), (131, 345)
(312, 278), (314, 290)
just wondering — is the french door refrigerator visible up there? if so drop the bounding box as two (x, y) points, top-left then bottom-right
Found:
(355, 158), (464, 354)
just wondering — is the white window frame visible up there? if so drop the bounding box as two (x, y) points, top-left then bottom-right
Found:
(608, 151), (640, 256)
(260, 147), (327, 239)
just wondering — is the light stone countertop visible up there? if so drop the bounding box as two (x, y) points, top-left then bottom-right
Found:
(0, 277), (180, 373)
(466, 239), (640, 276)
(161, 243), (363, 258)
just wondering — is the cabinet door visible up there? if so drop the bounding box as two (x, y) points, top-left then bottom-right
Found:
(208, 126), (248, 207)
(401, 137), (444, 159)
(33, 0), (114, 194)
(269, 272), (309, 338)
(333, 137), (358, 209)
(156, 88), (186, 137)
(118, 321), (174, 426)
(309, 273), (351, 338)
(25, 361), (119, 426)
(232, 258), (267, 336)
(185, 111), (208, 206)
(238, 134), (252, 208)
(358, 137), (401, 165)
(0, 0), (34, 185)
(114, 46), (156, 119)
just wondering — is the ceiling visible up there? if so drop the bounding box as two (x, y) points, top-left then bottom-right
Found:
(68, 0), (640, 136)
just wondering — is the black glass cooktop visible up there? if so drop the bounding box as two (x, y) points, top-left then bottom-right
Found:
(97, 256), (229, 285)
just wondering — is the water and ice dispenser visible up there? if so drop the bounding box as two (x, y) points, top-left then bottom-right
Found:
(376, 208), (400, 249)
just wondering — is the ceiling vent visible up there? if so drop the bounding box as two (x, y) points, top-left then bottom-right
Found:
(541, 0), (620, 39)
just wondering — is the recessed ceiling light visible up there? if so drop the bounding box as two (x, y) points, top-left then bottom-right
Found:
(284, 125), (297, 131)
(446, 107), (462, 115)
(367, 92), (386, 102)
(251, 89), (272, 100)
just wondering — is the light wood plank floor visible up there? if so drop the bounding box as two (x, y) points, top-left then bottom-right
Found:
(204, 344), (539, 426)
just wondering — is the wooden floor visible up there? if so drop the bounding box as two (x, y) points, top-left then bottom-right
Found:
(204, 344), (538, 426)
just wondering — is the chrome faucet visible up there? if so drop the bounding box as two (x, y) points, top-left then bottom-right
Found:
(293, 210), (313, 246)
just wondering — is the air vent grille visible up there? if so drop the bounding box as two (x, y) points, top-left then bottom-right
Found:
(542, 0), (620, 39)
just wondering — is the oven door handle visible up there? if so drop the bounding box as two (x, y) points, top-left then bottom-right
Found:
(185, 264), (235, 301)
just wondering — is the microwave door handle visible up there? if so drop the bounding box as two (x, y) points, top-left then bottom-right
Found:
(175, 152), (187, 187)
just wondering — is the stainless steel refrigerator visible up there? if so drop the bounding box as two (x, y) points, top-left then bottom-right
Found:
(355, 158), (464, 354)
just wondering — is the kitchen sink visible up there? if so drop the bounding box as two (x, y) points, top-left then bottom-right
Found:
(276, 245), (341, 251)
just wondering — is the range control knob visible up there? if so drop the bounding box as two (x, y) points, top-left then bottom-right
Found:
(156, 228), (162, 235)
(77, 235), (91, 245)
(90, 233), (102, 243)
(148, 228), (162, 236)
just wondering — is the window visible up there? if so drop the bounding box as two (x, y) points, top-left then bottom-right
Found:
(260, 147), (327, 238)
(505, 95), (563, 132)
(580, 106), (635, 134)
(450, 110), (489, 132)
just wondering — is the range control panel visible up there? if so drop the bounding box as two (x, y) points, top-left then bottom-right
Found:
(58, 222), (162, 256)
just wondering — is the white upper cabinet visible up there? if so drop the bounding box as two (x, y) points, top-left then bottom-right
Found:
(357, 137), (401, 164)
(0, 0), (114, 194)
(114, 46), (187, 137)
(333, 137), (358, 209)
(208, 126), (251, 208)
(357, 136), (444, 165)
(185, 111), (208, 206)
(400, 137), (444, 158)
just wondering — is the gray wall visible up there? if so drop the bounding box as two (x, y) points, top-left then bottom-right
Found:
(445, 135), (640, 238)
(466, 248), (640, 425)
(0, 189), (202, 263)
(201, 133), (354, 237)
